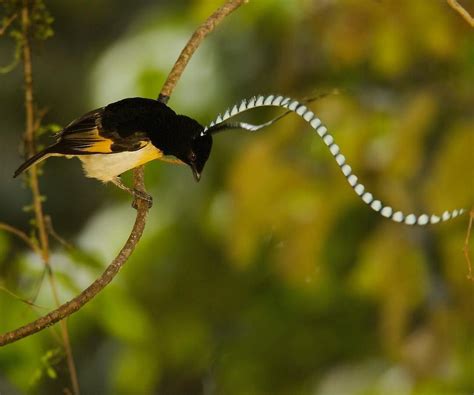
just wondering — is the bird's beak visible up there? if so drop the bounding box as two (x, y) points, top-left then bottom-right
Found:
(191, 163), (201, 182)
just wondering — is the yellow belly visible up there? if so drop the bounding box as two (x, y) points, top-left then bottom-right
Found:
(79, 144), (164, 182)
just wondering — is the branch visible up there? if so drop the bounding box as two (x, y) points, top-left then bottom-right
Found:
(0, 0), (248, 346)
(0, 222), (41, 256)
(159, 0), (248, 103)
(45, 215), (74, 250)
(19, 3), (80, 393)
(463, 208), (473, 281)
(0, 13), (17, 36)
(447, 0), (474, 27)
(0, 168), (149, 345)
(0, 285), (47, 309)
(21, 1), (50, 264)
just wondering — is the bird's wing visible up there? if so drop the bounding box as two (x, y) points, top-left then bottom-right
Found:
(55, 107), (148, 154)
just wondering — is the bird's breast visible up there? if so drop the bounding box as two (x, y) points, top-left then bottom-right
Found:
(79, 143), (163, 182)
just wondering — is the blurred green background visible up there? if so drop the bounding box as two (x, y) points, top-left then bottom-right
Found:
(0, 0), (473, 394)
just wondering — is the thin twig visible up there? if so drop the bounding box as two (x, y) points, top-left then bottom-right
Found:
(0, 13), (18, 36)
(33, 106), (49, 133)
(45, 216), (74, 250)
(30, 266), (47, 304)
(0, 285), (47, 309)
(0, 0), (248, 349)
(0, 222), (41, 256)
(463, 209), (473, 281)
(447, 0), (474, 27)
(20, 3), (80, 394)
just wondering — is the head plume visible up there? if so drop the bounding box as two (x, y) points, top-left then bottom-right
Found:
(200, 92), (465, 226)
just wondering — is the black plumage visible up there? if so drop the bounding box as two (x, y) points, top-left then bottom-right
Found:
(14, 97), (213, 185)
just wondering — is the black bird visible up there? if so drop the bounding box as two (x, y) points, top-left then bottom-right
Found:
(14, 97), (213, 202)
(14, 93), (464, 225)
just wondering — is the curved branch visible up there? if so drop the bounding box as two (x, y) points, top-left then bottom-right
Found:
(159, 0), (248, 103)
(0, 168), (148, 345)
(464, 208), (474, 281)
(0, 0), (248, 347)
(0, 222), (41, 256)
(447, 0), (474, 27)
(0, 13), (18, 36)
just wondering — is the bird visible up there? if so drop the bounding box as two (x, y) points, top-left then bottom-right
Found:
(14, 97), (213, 205)
(15, 93), (465, 225)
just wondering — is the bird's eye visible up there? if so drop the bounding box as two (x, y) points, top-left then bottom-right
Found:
(189, 152), (197, 162)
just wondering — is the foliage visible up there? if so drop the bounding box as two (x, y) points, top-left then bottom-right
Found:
(0, 0), (53, 73)
(0, 1), (472, 394)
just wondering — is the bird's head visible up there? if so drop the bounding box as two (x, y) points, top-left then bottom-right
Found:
(173, 115), (213, 182)
(186, 133), (213, 181)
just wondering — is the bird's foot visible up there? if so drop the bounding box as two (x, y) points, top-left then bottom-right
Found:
(110, 177), (153, 210)
(132, 189), (153, 209)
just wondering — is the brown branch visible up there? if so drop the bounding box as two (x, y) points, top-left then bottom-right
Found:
(463, 208), (473, 281)
(0, 170), (149, 346)
(15, 3), (81, 394)
(159, 0), (248, 103)
(0, 13), (18, 36)
(0, 222), (41, 256)
(0, 0), (248, 353)
(447, 0), (474, 27)
(21, 4), (50, 264)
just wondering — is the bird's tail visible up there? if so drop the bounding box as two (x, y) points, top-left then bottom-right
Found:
(13, 146), (55, 178)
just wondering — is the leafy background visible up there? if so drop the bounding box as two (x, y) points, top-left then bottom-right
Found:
(0, 0), (473, 394)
